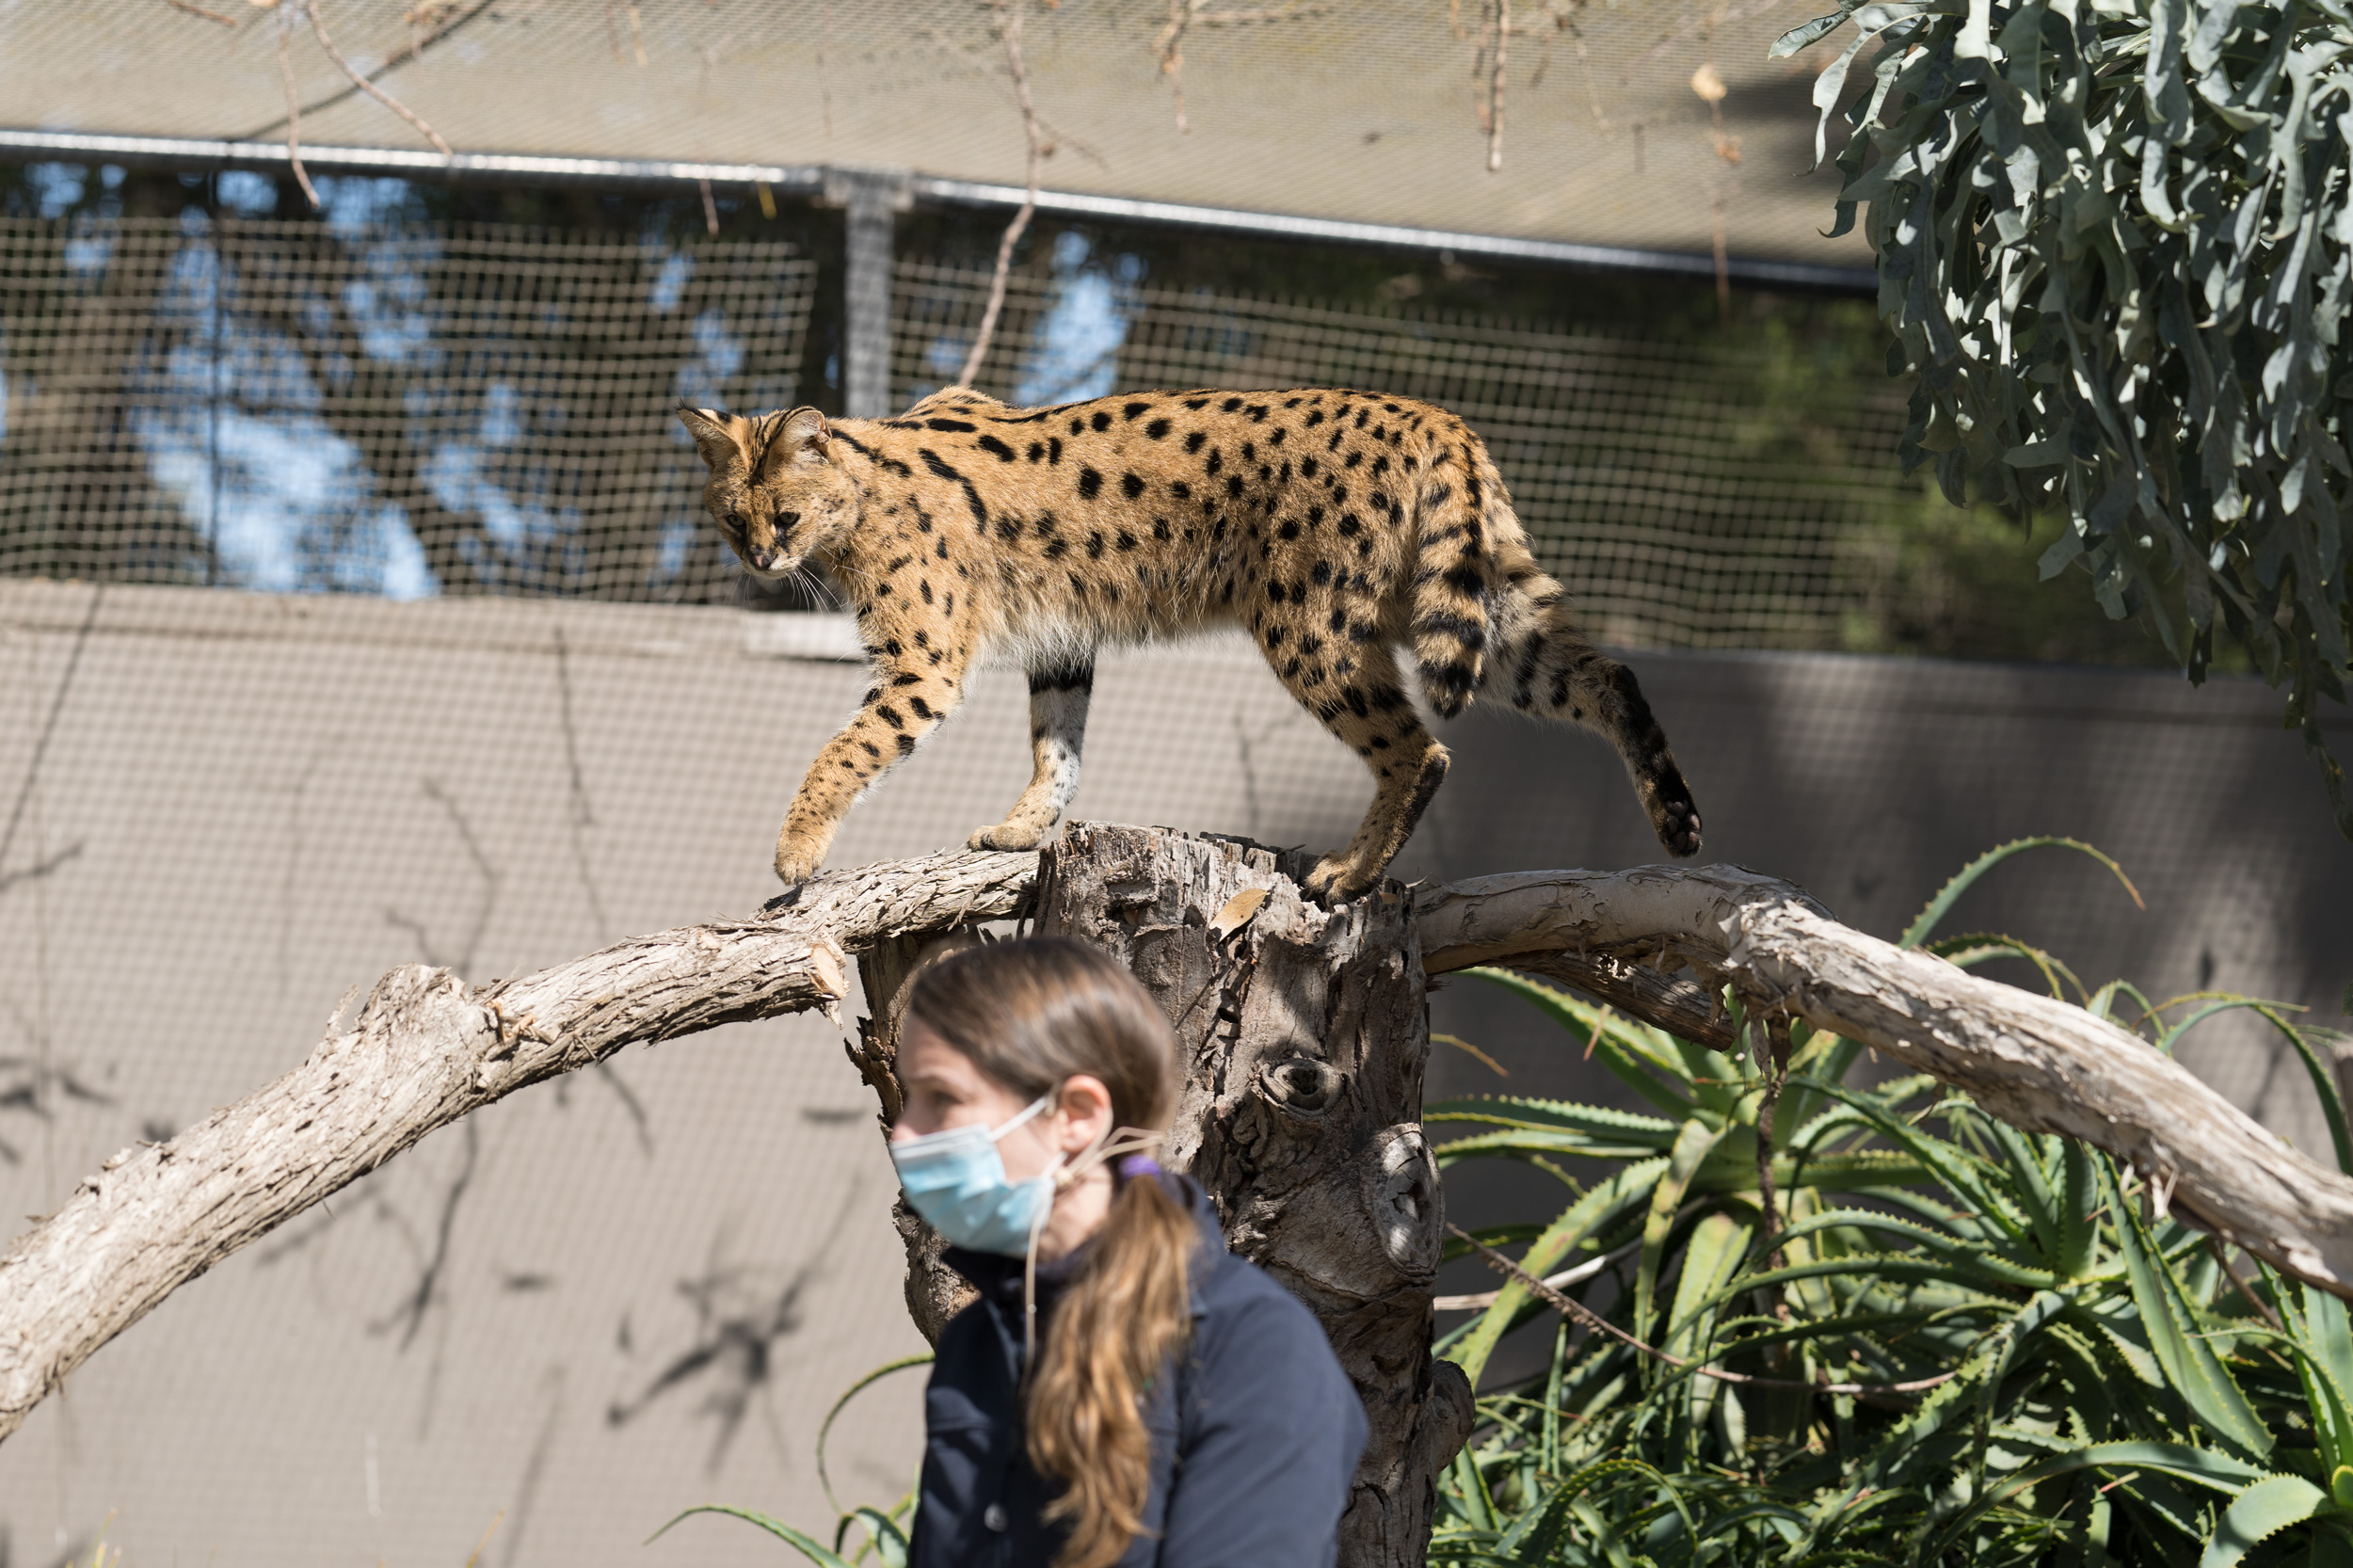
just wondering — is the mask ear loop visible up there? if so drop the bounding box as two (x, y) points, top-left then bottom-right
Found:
(1019, 1117), (1169, 1370)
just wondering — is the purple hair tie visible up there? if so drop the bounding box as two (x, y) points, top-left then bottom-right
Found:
(1119, 1154), (1162, 1180)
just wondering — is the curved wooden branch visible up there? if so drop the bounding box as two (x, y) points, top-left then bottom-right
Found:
(8, 843), (2349, 1455)
(0, 848), (1037, 1443)
(1417, 863), (2353, 1300)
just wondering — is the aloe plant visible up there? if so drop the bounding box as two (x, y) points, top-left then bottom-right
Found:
(1429, 839), (2352, 1566)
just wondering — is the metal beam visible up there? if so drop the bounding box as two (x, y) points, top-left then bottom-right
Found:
(0, 127), (1878, 296)
(824, 166), (913, 420)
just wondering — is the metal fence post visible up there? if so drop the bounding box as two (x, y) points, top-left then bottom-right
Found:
(824, 165), (914, 420)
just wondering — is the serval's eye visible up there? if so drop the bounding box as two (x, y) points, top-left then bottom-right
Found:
(723, 508), (746, 534)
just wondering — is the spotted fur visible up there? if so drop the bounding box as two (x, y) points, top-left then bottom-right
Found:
(679, 386), (1701, 901)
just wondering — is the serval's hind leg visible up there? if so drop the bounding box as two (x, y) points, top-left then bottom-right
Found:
(969, 657), (1094, 851)
(1285, 644), (1449, 904)
(1490, 585), (1702, 856)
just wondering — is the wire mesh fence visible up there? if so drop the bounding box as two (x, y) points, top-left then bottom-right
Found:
(4, 199), (2351, 1568)
(0, 208), (1930, 648)
(0, 213), (817, 600)
(898, 252), (1919, 649)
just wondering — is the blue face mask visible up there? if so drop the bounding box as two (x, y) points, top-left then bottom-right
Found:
(889, 1089), (1062, 1256)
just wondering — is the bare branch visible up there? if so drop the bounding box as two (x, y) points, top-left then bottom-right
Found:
(12, 838), (2353, 1467)
(1188, 3), (1331, 20)
(276, 8), (321, 211)
(1155, 0), (1194, 133)
(956, 0), (1042, 389)
(1448, 1224), (1958, 1396)
(0, 846), (1039, 1444)
(234, 0), (491, 145)
(1418, 864), (2353, 1302)
(1487, 0), (1509, 172)
(165, 0), (240, 25)
(307, 0), (454, 157)
(1154, 0), (1325, 134)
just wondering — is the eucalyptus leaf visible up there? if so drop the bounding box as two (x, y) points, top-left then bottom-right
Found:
(1785, 0), (2353, 837)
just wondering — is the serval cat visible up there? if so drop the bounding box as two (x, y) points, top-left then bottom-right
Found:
(679, 386), (1701, 901)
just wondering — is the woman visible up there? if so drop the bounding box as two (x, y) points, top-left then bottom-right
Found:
(891, 936), (1367, 1568)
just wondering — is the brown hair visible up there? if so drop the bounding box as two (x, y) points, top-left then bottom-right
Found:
(905, 936), (1197, 1568)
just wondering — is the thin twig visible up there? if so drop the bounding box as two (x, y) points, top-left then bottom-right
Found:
(165, 0), (240, 25)
(956, 0), (1041, 389)
(1693, 10), (1738, 329)
(308, 0), (454, 155)
(697, 177), (720, 237)
(1753, 1010), (1788, 1279)
(1156, 0), (1193, 133)
(1486, 0), (1509, 172)
(235, 0), (489, 144)
(2209, 1236), (2284, 1330)
(1447, 1224), (1959, 1396)
(1191, 3), (1330, 23)
(277, 8), (321, 212)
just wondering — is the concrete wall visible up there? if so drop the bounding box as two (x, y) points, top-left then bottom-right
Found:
(2, 580), (2346, 1564)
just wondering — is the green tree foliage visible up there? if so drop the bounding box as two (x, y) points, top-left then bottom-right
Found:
(1779, 0), (2353, 835)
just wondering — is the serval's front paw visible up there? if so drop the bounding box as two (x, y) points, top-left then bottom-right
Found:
(967, 817), (1055, 852)
(774, 836), (826, 886)
(1303, 852), (1377, 906)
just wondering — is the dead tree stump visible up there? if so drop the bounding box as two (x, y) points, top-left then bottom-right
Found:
(855, 824), (1472, 1568)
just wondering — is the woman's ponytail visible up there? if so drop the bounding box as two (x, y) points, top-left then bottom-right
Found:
(1026, 1163), (1197, 1568)
(904, 937), (1197, 1568)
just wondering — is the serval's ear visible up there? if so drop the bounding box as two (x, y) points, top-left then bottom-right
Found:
(758, 406), (834, 479)
(677, 406), (749, 473)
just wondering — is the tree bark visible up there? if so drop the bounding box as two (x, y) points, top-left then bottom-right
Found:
(0, 847), (1036, 1443)
(845, 826), (1473, 1568)
(1417, 861), (2353, 1300)
(1032, 825), (1474, 1568)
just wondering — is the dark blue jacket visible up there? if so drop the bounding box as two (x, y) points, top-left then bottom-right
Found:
(909, 1176), (1367, 1568)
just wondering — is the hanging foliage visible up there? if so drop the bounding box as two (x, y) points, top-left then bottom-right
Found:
(1779, 0), (2353, 836)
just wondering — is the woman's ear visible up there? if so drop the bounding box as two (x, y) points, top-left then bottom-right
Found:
(1052, 1073), (1115, 1151)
